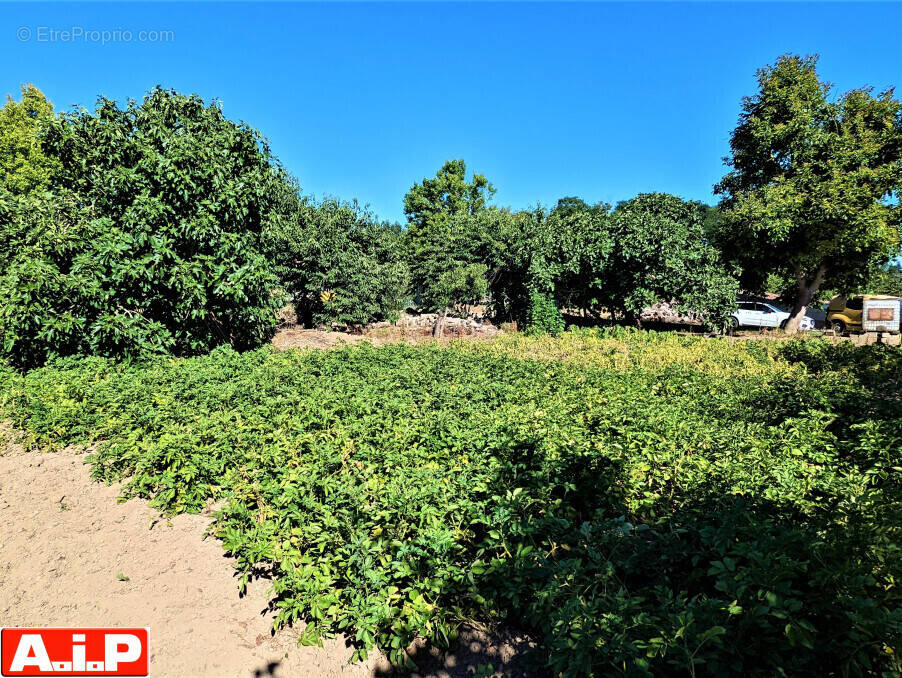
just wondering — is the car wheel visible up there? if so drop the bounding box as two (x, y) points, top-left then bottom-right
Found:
(729, 317), (739, 333)
(831, 320), (845, 335)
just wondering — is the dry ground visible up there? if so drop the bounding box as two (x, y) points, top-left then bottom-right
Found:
(0, 434), (532, 678)
(271, 322), (501, 352)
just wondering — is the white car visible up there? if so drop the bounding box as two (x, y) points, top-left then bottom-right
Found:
(729, 301), (815, 331)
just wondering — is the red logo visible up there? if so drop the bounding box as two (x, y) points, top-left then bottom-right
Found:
(0, 629), (148, 676)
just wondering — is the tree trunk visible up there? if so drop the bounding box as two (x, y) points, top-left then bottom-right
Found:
(784, 264), (826, 334)
(432, 309), (447, 338)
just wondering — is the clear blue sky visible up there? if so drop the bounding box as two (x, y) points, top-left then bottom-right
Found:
(3, 2), (901, 224)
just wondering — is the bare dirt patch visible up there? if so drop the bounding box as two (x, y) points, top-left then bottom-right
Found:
(271, 313), (502, 352)
(271, 326), (373, 351)
(0, 436), (533, 678)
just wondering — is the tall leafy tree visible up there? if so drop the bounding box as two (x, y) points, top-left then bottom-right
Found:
(546, 198), (613, 318)
(716, 54), (902, 332)
(477, 199), (611, 329)
(1, 88), (287, 367)
(403, 159), (494, 335)
(474, 206), (550, 324)
(0, 84), (60, 195)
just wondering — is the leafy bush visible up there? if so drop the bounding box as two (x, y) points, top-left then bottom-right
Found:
(474, 194), (739, 330)
(603, 194), (740, 328)
(525, 291), (565, 336)
(2, 333), (900, 675)
(403, 160), (493, 327)
(0, 88), (286, 368)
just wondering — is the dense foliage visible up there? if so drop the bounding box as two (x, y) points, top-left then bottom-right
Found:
(525, 291), (565, 336)
(4, 54), (900, 364)
(477, 194), (739, 330)
(0, 84), (59, 196)
(716, 54), (902, 330)
(601, 194), (739, 327)
(3, 54), (901, 678)
(865, 262), (902, 297)
(0, 89), (286, 367)
(476, 201), (610, 328)
(263, 196), (409, 327)
(3, 332), (900, 675)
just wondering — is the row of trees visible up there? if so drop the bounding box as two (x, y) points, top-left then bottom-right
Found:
(399, 162), (740, 335)
(2, 53), (901, 367)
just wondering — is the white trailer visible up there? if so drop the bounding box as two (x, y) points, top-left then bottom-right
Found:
(862, 298), (901, 334)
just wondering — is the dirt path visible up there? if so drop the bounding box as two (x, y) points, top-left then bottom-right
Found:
(0, 439), (531, 678)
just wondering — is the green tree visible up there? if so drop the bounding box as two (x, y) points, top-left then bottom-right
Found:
(403, 159), (494, 335)
(264, 196), (410, 327)
(0, 84), (60, 195)
(476, 199), (611, 330)
(864, 260), (902, 297)
(603, 194), (739, 328)
(0, 88), (286, 367)
(474, 206), (551, 324)
(546, 198), (613, 319)
(716, 54), (902, 332)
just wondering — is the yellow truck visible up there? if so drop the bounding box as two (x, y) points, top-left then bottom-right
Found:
(826, 295), (901, 335)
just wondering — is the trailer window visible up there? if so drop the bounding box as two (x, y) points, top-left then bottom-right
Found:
(867, 307), (894, 322)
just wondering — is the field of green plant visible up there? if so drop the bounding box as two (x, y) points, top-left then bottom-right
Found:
(1, 330), (900, 676)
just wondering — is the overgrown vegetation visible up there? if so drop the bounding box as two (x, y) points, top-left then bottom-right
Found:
(525, 291), (565, 336)
(263, 195), (409, 328)
(0, 84), (59, 196)
(2, 331), (900, 675)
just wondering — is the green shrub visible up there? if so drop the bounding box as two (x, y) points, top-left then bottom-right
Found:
(526, 291), (565, 336)
(2, 333), (900, 675)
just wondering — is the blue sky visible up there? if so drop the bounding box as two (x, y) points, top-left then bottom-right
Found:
(2, 2), (901, 224)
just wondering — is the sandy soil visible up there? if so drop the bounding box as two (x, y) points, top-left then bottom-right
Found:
(0, 436), (533, 678)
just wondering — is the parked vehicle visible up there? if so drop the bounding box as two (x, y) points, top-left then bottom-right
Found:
(729, 301), (814, 331)
(827, 295), (901, 335)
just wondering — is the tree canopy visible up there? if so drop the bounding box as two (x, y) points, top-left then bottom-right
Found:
(263, 196), (409, 328)
(864, 260), (902, 297)
(602, 194), (739, 327)
(716, 54), (902, 331)
(5, 56), (901, 366)
(472, 193), (736, 331)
